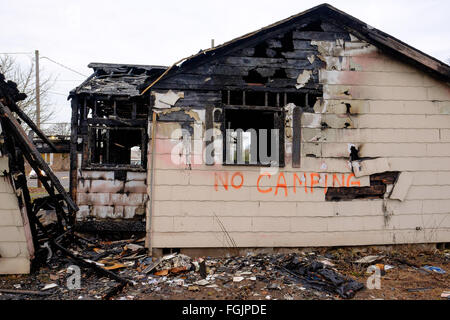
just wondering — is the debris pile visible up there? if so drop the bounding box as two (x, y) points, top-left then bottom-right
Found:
(104, 250), (364, 300)
(280, 254), (365, 299)
(0, 245), (449, 300)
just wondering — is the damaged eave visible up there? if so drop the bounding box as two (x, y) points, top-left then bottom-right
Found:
(319, 7), (450, 81)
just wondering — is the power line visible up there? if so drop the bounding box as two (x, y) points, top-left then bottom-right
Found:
(0, 52), (33, 55)
(40, 56), (88, 77)
(48, 91), (69, 96)
(1, 52), (88, 77)
(41, 122), (70, 125)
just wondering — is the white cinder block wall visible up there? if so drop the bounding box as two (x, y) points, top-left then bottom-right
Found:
(0, 157), (32, 274)
(75, 170), (147, 221)
(149, 36), (450, 248)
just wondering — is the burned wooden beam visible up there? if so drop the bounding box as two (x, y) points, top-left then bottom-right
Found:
(205, 105), (214, 165)
(69, 96), (79, 203)
(0, 289), (52, 296)
(0, 101), (78, 213)
(292, 106), (302, 168)
(9, 103), (57, 152)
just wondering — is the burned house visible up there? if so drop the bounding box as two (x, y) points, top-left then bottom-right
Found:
(70, 4), (450, 254)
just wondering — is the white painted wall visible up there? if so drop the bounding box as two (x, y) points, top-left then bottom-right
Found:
(0, 157), (32, 274)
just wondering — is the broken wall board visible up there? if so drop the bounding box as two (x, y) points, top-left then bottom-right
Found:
(390, 172), (413, 201)
(352, 158), (391, 178)
(152, 90), (185, 109)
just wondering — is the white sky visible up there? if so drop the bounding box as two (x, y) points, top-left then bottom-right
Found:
(1, 0), (449, 124)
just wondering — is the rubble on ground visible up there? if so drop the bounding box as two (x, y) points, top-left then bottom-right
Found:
(0, 235), (449, 300)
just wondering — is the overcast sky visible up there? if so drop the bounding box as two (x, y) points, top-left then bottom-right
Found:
(1, 0), (449, 124)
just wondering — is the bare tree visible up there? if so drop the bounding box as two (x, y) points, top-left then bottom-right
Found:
(46, 122), (71, 136)
(0, 54), (55, 126)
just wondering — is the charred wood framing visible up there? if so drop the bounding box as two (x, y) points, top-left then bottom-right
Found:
(1, 71), (76, 260)
(70, 96), (78, 202)
(10, 104), (57, 152)
(0, 102), (77, 213)
(70, 73), (151, 171)
(205, 105), (214, 165)
(72, 98), (149, 171)
(326, 172), (399, 201)
(292, 105), (302, 168)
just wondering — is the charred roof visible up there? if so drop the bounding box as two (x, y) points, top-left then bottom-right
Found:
(145, 3), (450, 91)
(70, 63), (167, 97)
(71, 3), (450, 98)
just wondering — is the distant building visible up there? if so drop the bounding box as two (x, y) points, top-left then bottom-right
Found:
(32, 134), (70, 173)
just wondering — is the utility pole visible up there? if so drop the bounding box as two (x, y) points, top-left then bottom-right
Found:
(35, 50), (40, 129)
(35, 50), (42, 188)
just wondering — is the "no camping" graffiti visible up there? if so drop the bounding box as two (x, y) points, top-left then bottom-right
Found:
(214, 172), (361, 196)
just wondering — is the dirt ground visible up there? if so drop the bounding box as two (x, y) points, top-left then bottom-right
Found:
(0, 244), (448, 301)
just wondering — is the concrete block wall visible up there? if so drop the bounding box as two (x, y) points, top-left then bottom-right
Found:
(0, 158), (31, 274)
(149, 34), (450, 248)
(75, 169), (147, 221)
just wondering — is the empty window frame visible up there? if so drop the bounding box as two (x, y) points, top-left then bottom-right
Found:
(224, 108), (284, 166)
(87, 126), (146, 168)
(220, 89), (322, 166)
(221, 90), (286, 166)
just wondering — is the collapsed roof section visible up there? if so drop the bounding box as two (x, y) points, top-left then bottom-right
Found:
(70, 63), (168, 97)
